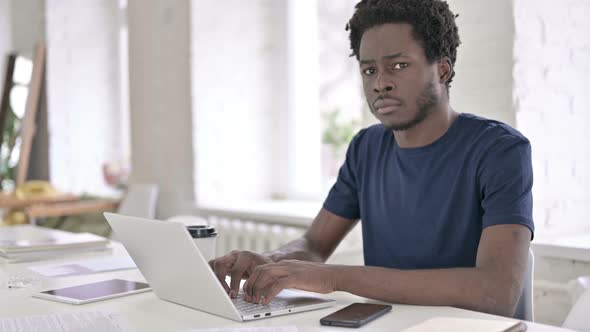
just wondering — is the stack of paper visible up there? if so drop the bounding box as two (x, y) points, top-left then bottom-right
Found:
(0, 225), (110, 263)
(0, 311), (129, 332)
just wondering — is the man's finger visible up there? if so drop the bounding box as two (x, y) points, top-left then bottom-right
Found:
(243, 264), (265, 301)
(250, 269), (278, 304)
(245, 262), (290, 300)
(214, 270), (230, 293)
(229, 255), (251, 298)
(262, 277), (290, 305)
(212, 257), (234, 293)
(251, 263), (295, 303)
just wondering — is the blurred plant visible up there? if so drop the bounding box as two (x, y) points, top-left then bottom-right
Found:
(1, 55), (32, 192)
(321, 108), (361, 155)
(102, 160), (130, 190)
(0, 95), (24, 192)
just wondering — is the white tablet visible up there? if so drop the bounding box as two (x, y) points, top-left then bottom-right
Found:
(33, 279), (151, 304)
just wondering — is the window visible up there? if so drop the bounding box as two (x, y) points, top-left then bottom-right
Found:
(317, 0), (376, 192)
(45, 0), (130, 196)
(192, 0), (367, 206)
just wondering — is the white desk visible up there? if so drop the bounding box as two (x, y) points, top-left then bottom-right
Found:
(0, 243), (575, 332)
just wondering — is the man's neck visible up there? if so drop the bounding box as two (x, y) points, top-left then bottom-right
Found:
(393, 104), (458, 148)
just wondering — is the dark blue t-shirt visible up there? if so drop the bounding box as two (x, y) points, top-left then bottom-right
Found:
(323, 113), (534, 270)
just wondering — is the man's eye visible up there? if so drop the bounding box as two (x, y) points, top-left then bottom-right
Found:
(392, 63), (408, 70)
(362, 67), (376, 75)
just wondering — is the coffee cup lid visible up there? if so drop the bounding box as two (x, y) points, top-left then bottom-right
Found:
(187, 225), (217, 238)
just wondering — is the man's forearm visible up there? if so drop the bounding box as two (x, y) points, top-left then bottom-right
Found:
(264, 237), (326, 263)
(262, 208), (356, 264)
(331, 265), (521, 317)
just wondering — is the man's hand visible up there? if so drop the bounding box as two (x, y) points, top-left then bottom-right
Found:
(207, 209), (355, 302)
(208, 250), (273, 298)
(242, 260), (337, 305)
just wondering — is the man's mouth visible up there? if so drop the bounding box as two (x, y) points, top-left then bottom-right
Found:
(374, 98), (402, 115)
(376, 105), (401, 115)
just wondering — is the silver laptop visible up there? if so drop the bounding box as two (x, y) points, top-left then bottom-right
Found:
(104, 213), (335, 322)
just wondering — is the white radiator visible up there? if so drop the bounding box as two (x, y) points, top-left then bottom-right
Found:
(168, 212), (364, 265)
(207, 216), (305, 256)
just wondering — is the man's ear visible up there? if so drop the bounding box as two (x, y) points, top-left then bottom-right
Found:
(438, 57), (453, 84)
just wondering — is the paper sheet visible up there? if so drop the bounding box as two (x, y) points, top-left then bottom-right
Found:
(28, 256), (136, 277)
(185, 327), (298, 332)
(401, 317), (525, 332)
(0, 311), (130, 332)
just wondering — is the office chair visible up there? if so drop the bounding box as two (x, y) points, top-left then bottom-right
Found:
(107, 183), (158, 240)
(23, 183), (158, 238)
(513, 248), (535, 321)
(562, 276), (590, 331)
(115, 183), (159, 219)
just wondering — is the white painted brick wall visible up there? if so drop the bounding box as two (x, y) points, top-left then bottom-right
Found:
(447, 0), (515, 126)
(514, 0), (590, 326)
(514, 0), (590, 232)
(45, 0), (125, 196)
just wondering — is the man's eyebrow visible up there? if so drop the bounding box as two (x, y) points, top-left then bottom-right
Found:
(360, 52), (406, 65)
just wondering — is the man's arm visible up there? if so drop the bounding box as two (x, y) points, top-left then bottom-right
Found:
(331, 224), (530, 316)
(243, 224), (530, 318)
(208, 208), (357, 296)
(265, 208), (359, 263)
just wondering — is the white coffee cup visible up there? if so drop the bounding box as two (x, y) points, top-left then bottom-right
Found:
(186, 225), (217, 262)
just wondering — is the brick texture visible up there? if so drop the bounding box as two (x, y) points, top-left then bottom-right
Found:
(514, 0), (590, 231)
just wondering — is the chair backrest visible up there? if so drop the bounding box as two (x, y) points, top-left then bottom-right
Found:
(513, 248), (534, 321)
(562, 276), (590, 331)
(117, 184), (159, 219)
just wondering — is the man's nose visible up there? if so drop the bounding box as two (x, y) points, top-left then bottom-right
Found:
(373, 72), (395, 93)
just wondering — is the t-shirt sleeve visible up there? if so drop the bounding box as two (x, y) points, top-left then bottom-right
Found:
(478, 136), (535, 239)
(322, 130), (364, 220)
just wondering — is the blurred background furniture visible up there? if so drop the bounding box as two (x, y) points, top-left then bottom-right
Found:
(514, 249), (535, 321)
(114, 184), (158, 219)
(0, 44), (45, 192)
(22, 184), (158, 238)
(25, 198), (121, 225)
(562, 276), (590, 331)
(0, 180), (80, 226)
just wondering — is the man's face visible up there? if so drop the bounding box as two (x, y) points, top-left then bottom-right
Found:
(359, 23), (445, 131)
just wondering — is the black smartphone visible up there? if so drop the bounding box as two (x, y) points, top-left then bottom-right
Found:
(319, 303), (392, 328)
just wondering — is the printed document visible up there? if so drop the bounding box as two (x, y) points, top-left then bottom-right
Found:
(185, 327), (298, 332)
(0, 311), (129, 332)
(29, 256), (136, 277)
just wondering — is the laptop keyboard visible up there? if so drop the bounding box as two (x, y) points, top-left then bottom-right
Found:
(232, 296), (292, 314)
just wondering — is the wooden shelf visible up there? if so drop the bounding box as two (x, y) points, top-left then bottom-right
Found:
(25, 199), (121, 219)
(0, 192), (79, 209)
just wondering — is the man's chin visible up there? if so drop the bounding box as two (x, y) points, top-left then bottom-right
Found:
(377, 109), (431, 132)
(380, 117), (417, 131)
(384, 122), (415, 131)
